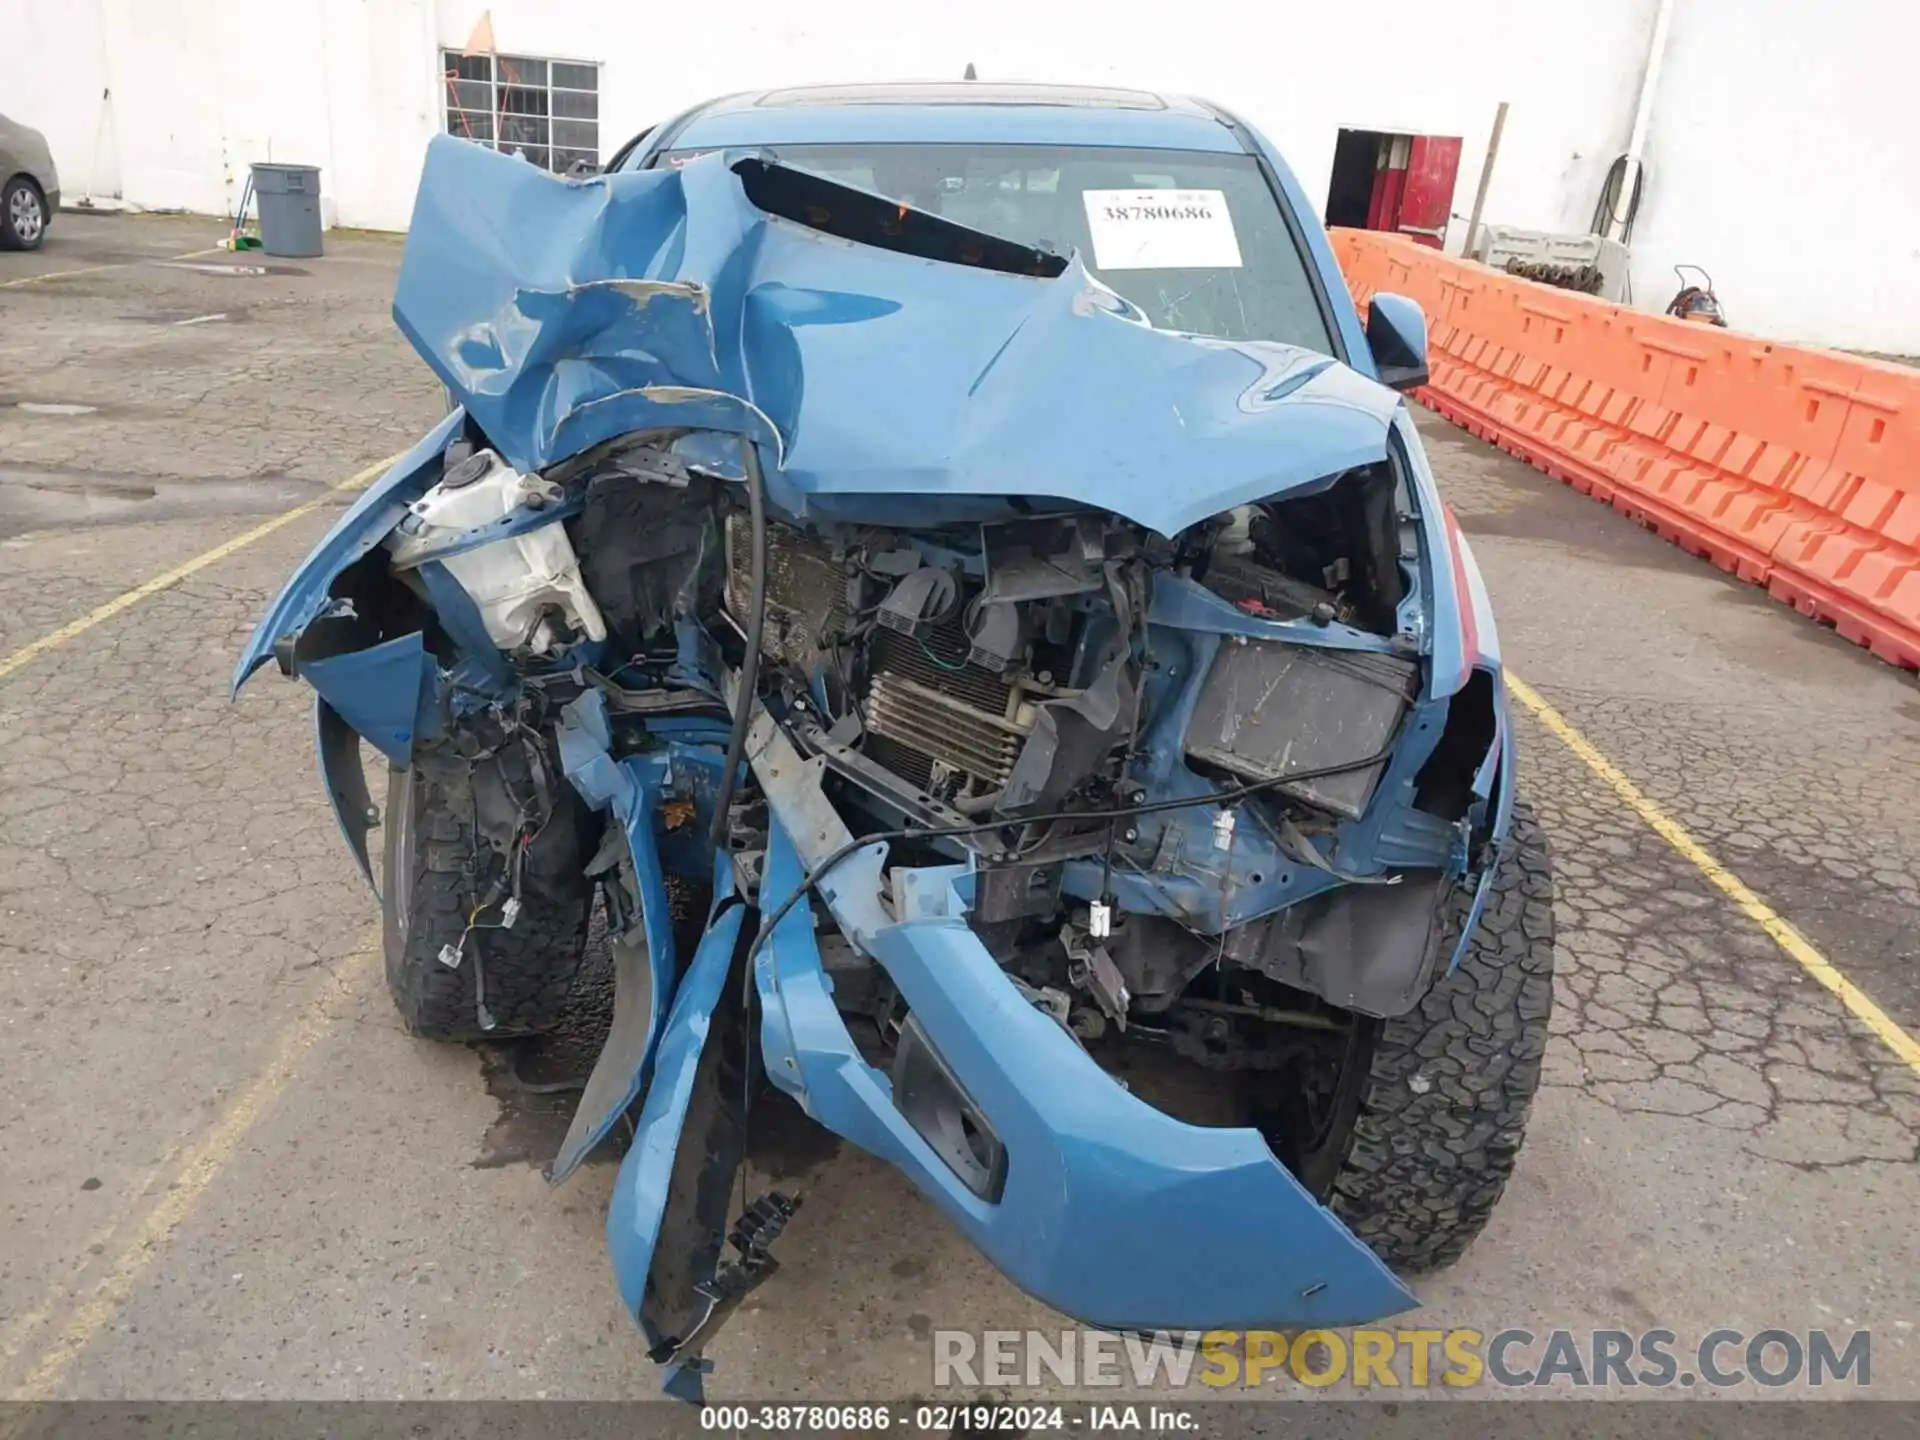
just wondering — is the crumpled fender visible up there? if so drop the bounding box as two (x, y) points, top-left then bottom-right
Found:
(1444, 680), (1517, 973)
(231, 413), (466, 889)
(1399, 406), (1512, 961)
(1393, 411), (1495, 702)
(229, 409), (465, 698)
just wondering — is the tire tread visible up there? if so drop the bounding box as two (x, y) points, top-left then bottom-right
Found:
(382, 759), (592, 1041)
(1326, 802), (1556, 1272)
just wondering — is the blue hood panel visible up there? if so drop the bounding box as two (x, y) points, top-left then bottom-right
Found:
(395, 136), (1401, 538)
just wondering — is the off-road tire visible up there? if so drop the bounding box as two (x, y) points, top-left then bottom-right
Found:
(381, 755), (594, 1041)
(1324, 801), (1556, 1273)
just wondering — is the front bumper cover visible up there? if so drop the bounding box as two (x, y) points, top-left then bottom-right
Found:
(744, 715), (1415, 1334)
(554, 697), (1413, 1399)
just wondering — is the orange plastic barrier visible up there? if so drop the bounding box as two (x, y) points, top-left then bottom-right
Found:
(1331, 229), (1920, 672)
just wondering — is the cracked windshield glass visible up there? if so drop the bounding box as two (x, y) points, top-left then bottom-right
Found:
(667, 143), (1334, 351)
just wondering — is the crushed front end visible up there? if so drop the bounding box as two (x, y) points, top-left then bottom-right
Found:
(234, 137), (1525, 1398)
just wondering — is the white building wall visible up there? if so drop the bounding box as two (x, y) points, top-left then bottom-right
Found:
(1, 0), (434, 229)
(7, 0), (1919, 352)
(319, 0), (443, 232)
(1630, 0), (1920, 352)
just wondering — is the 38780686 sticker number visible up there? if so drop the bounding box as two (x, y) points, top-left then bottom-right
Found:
(1080, 188), (1243, 271)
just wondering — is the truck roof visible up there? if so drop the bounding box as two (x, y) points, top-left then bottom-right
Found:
(665, 81), (1247, 155)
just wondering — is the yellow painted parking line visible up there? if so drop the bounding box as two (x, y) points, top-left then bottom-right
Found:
(0, 245), (228, 290)
(0, 451), (402, 682)
(1506, 671), (1920, 1077)
(3, 945), (379, 1400)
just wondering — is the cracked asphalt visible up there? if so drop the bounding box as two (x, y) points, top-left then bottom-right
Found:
(1, 212), (1917, 1406)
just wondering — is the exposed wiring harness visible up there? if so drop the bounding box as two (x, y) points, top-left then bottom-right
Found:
(440, 734), (557, 1029)
(742, 733), (1403, 974)
(709, 437), (769, 850)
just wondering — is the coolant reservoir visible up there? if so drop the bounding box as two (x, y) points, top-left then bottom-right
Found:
(388, 449), (607, 656)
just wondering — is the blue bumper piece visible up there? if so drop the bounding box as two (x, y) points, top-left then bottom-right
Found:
(738, 710), (1416, 1331)
(547, 696), (681, 1186)
(298, 630), (440, 766)
(549, 693), (737, 1185)
(605, 897), (745, 1400)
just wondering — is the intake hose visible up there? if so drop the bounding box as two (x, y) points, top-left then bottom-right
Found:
(708, 436), (769, 850)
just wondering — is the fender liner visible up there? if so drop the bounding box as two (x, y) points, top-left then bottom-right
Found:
(315, 699), (378, 892)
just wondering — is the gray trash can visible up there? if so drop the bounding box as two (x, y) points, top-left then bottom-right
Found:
(250, 163), (323, 258)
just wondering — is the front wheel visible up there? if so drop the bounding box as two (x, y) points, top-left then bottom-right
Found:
(1274, 802), (1556, 1273)
(2, 177), (48, 251)
(381, 752), (595, 1041)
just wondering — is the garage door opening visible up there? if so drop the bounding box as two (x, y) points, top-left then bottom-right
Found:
(1325, 129), (1463, 249)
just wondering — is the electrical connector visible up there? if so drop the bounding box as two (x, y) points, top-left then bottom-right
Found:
(437, 942), (464, 970)
(1089, 899), (1112, 939)
(500, 896), (522, 930)
(1212, 808), (1237, 851)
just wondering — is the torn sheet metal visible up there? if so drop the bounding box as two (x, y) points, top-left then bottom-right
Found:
(393, 136), (1401, 539)
(549, 693), (737, 1184)
(606, 892), (749, 1402)
(230, 408), (467, 695)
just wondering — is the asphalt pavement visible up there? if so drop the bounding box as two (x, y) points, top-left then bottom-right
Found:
(1, 212), (1916, 1409)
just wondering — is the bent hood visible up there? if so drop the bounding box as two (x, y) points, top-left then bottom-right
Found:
(395, 136), (1400, 538)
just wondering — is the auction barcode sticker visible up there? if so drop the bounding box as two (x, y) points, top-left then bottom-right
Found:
(1081, 189), (1243, 270)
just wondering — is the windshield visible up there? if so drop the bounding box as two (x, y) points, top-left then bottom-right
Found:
(660, 143), (1333, 352)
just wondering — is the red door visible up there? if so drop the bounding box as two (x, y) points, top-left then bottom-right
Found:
(1365, 156), (1405, 231)
(1394, 135), (1462, 248)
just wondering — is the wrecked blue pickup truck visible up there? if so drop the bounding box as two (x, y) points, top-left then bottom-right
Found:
(234, 84), (1554, 1398)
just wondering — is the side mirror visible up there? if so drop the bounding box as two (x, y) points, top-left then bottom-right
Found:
(1366, 293), (1429, 392)
(564, 157), (603, 180)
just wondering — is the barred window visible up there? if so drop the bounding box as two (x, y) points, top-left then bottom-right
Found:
(442, 51), (600, 174)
